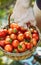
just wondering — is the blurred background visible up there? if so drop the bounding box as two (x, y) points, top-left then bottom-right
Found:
(0, 0), (34, 18)
(0, 0), (41, 65)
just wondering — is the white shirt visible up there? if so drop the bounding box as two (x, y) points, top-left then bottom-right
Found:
(11, 0), (36, 28)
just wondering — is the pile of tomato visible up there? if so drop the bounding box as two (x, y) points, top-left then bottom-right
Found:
(0, 23), (39, 53)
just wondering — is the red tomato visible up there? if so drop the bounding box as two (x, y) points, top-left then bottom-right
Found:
(0, 29), (7, 37)
(8, 28), (12, 34)
(0, 40), (5, 47)
(20, 27), (27, 33)
(0, 32), (3, 37)
(12, 28), (18, 34)
(26, 43), (33, 50)
(17, 33), (24, 41)
(12, 40), (19, 48)
(32, 38), (37, 46)
(24, 31), (31, 39)
(10, 34), (17, 40)
(25, 42), (33, 48)
(3, 29), (8, 34)
(13, 49), (19, 53)
(24, 42), (28, 46)
(5, 37), (12, 45)
(6, 35), (10, 38)
(10, 23), (19, 29)
(32, 33), (39, 41)
(18, 42), (26, 52)
(4, 44), (13, 52)
(18, 31), (22, 34)
(33, 30), (38, 34)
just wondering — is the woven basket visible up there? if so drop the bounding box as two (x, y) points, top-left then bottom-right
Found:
(0, 25), (41, 61)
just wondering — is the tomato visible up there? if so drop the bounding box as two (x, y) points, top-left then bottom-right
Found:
(32, 38), (37, 46)
(6, 35), (10, 38)
(0, 40), (5, 47)
(18, 31), (22, 34)
(8, 28), (12, 34)
(12, 40), (19, 48)
(20, 27), (27, 33)
(24, 42), (28, 46)
(0, 29), (7, 37)
(10, 23), (19, 29)
(5, 37), (12, 45)
(33, 30), (38, 34)
(0, 30), (3, 37)
(12, 28), (18, 34)
(10, 34), (17, 40)
(3, 29), (8, 34)
(25, 42), (33, 48)
(17, 33), (24, 41)
(4, 44), (13, 52)
(13, 49), (19, 53)
(26, 43), (33, 50)
(18, 42), (26, 52)
(24, 31), (31, 39)
(32, 33), (39, 41)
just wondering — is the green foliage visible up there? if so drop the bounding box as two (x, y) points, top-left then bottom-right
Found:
(0, 50), (4, 57)
(0, 21), (2, 26)
(0, 0), (16, 8)
(0, 58), (7, 65)
(10, 61), (23, 65)
(0, 9), (7, 18)
(0, 0), (35, 18)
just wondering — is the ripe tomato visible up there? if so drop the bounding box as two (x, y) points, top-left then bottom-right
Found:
(12, 40), (19, 48)
(0, 40), (5, 47)
(5, 37), (12, 45)
(33, 30), (38, 34)
(12, 28), (18, 34)
(18, 42), (26, 52)
(0, 31), (3, 37)
(0, 29), (7, 37)
(18, 31), (22, 34)
(8, 28), (12, 34)
(10, 23), (19, 29)
(32, 38), (37, 46)
(13, 49), (19, 53)
(24, 42), (28, 46)
(20, 27), (27, 33)
(26, 43), (33, 50)
(32, 33), (39, 41)
(4, 44), (13, 52)
(17, 33), (24, 41)
(3, 29), (8, 34)
(24, 31), (31, 39)
(10, 34), (17, 40)
(6, 35), (10, 38)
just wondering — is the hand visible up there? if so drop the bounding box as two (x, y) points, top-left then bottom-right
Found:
(11, 0), (36, 28)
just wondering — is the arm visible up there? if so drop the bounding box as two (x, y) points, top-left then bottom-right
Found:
(11, 0), (34, 28)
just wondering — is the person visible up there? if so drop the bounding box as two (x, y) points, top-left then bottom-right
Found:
(33, 0), (41, 31)
(11, 0), (36, 28)
(11, 0), (41, 30)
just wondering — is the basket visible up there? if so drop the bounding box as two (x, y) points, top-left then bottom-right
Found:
(0, 14), (41, 61)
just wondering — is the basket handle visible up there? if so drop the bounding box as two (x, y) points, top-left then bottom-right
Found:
(8, 13), (12, 28)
